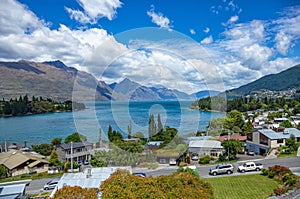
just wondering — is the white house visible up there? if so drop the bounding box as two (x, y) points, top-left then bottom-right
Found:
(188, 140), (223, 160)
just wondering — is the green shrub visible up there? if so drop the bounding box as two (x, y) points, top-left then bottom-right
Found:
(282, 173), (297, 186)
(199, 155), (211, 165)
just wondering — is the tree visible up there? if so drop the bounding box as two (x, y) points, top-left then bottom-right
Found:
(100, 169), (214, 199)
(285, 134), (298, 152)
(280, 120), (293, 128)
(221, 139), (244, 160)
(148, 114), (156, 138)
(0, 165), (7, 179)
(53, 186), (98, 198)
(64, 132), (87, 143)
(242, 120), (253, 135)
(127, 120), (132, 138)
(157, 114), (163, 133)
(132, 132), (144, 139)
(49, 150), (61, 166)
(51, 138), (62, 147)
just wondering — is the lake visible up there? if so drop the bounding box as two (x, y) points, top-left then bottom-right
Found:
(0, 101), (225, 145)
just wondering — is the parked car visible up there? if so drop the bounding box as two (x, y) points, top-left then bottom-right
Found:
(247, 151), (255, 156)
(169, 158), (177, 166)
(191, 155), (199, 161)
(83, 160), (89, 165)
(44, 178), (60, 190)
(237, 162), (263, 173)
(133, 172), (146, 178)
(209, 164), (234, 176)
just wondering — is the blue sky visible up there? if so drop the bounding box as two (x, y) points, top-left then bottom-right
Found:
(1, 0), (300, 93)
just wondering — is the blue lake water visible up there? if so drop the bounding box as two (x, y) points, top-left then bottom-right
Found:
(0, 101), (225, 146)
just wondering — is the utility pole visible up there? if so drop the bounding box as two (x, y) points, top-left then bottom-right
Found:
(70, 141), (73, 172)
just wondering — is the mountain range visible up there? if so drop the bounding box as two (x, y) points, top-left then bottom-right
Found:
(1, 60), (299, 101)
(225, 64), (300, 98)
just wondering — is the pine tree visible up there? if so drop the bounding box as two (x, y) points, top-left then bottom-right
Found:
(49, 150), (61, 166)
(157, 114), (163, 133)
(128, 120), (132, 138)
(148, 114), (156, 138)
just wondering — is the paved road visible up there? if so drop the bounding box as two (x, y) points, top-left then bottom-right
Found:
(135, 156), (300, 178)
(25, 177), (59, 195)
(25, 156), (300, 194)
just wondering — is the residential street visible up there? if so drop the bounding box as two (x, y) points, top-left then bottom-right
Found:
(25, 156), (300, 195)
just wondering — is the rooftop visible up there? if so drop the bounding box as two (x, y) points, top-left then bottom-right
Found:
(258, 128), (300, 140)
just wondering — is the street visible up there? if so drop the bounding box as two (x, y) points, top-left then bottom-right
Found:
(25, 156), (300, 195)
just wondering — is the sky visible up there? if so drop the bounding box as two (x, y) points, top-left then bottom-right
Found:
(0, 0), (300, 93)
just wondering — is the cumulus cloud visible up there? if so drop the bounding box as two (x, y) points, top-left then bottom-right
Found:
(147, 6), (172, 29)
(0, 0), (112, 69)
(65, 0), (122, 24)
(0, 0), (299, 93)
(272, 6), (300, 55)
(200, 36), (213, 45)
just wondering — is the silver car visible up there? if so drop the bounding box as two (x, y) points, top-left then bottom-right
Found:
(43, 178), (59, 190)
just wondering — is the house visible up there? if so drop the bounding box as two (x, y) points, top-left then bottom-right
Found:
(156, 149), (180, 165)
(56, 141), (93, 163)
(0, 150), (49, 177)
(144, 141), (163, 151)
(246, 128), (300, 155)
(188, 140), (223, 161)
(217, 134), (247, 142)
(0, 180), (30, 199)
(50, 166), (132, 198)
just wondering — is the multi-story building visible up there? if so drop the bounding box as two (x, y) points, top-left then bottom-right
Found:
(56, 141), (93, 163)
(246, 128), (300, 155)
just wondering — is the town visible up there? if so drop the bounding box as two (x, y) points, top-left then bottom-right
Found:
(1, 96), (300, 198)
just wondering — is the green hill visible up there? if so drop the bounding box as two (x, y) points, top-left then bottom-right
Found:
(225, 64), (300, 97)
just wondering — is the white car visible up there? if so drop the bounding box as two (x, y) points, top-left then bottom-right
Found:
(238, 162), (263, 173)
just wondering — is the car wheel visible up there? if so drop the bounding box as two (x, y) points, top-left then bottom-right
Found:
(256, 168), (260, 171)
(227, 170), (232, 175)
(44, 187), (49, 190)
(213, 172), (217, 176)
(241, 170), (245, 173)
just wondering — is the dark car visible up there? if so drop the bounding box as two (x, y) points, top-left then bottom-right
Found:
(133, 172), (146, 177)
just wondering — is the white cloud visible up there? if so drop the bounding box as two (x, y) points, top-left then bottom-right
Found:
(190, 29), (196, 35)
(275, 31), (292, 55)
(65, 0), (122, 24)
(222, 15), (239, 26)
(147, 6), (171, 29)
(272, 6), (300, 55)
(203, 27), (210, 33)
(0, 0), (299, 93)
(0, 0), (112, 69)
(200, 35), (213, 45)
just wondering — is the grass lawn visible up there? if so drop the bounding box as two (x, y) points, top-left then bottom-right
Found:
(277, 151), (297, 158)
(205, 174), (279, 199)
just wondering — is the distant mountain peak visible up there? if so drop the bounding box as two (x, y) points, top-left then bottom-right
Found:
(43, 60), (68, 69)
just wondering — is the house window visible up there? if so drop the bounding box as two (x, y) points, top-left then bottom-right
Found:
(277, 139), (284, 144)
(259, 139), (268, 145)
(247, 133), (253, 141)
(210, 152), (218, 157)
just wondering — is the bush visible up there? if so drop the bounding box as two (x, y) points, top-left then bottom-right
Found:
(199, 155), (211, 165)
(179, 162), (188, 167)
(100, 169), (214, 199)
(282, 173), (298, 186)
(273, 185), (290, 196)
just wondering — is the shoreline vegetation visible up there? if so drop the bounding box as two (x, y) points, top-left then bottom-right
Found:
(0, 95), (85, 117)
